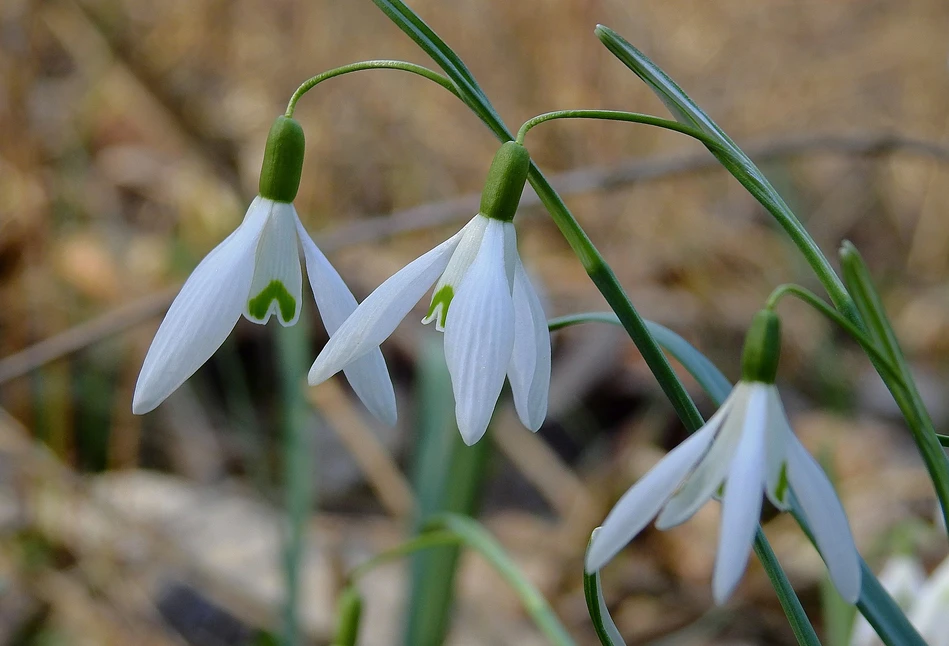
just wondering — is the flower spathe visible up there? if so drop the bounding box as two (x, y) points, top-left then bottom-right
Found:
(133, 117), (396, 424)
(307, 212), (551, 445)
(585, 380), (863, 604)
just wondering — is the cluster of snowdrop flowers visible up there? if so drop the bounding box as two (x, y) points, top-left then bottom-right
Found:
(132, 116), (396, 424)
(308, 142), (551, 445)
(133, 128), (549, 447)
(586, 310), (863, 604)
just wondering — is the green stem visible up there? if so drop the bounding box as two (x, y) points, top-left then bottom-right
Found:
(515, 110), (708, 145)
(528, 164), (705, 430)
(765, 284), (906, 389)
(285, 60), (459, 117)
(349, 531), (463, 582)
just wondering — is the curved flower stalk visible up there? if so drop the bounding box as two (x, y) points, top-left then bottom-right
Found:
(309, 142), (551, 445)
(586, 310), (862, 604)
(133, 116), (396, 424)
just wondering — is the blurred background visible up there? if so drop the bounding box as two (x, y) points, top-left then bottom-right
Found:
(2, 0), (949, 644)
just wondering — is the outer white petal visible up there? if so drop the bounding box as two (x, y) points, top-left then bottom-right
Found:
(764, 386), (792, 510)
(654, 384), (749, 529)
(295, 215), (397, 426)
(585, 422), (718, 573)
(421, 214), (489, 331)
(244, 201), (303, 326)
(443, 218), (515, 446)
(133, 198), (269, 414)
(507, 253), (551, 431)
(712, 383), (769, 604)
(308, 230), (464, 385)
(786, 433), (862, 603)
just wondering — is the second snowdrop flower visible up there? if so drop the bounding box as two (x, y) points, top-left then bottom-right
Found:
(133, 116), (396, 424)
(308, 142), (551, 445)
(586, 310), (862, 604)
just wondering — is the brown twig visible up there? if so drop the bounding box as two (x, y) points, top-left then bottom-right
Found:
(1, 130), (948, 384)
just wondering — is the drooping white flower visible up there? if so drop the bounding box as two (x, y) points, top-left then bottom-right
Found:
(133, 117), (396, 424)
(586, 311), (862, 604)
(308, 142), (550, 445)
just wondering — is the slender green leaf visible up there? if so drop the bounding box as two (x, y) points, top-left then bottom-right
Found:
(594, 25), (856, 321)
(405, 339), (491, 646)
(839, 241), (949, 534)
(424, 514), (577, 646)
(276, 313), (314, 646)
(938, 434), (949, 448)
(583, 529), (627, 646)
(549, 313), (732, 404)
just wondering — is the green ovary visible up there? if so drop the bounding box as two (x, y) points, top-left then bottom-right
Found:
(424, 285), (454, 329)
(248, 280), (297, 322)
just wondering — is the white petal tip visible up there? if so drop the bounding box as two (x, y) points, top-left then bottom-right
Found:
(307, 362), (332, 386)
(131, 385), (160, 415)
(584, 548), (609, 574)
(835, 567), (862, 605)
(373, 404), (398, 428)
(458, 423), (486, 446)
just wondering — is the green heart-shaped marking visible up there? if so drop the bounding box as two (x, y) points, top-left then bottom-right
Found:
(248, 280), (297, 322)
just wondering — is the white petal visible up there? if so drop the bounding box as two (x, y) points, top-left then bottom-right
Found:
(654, 384), (749, 529)
(764, 386), (791, 510)
(421, 214), (489, 331)
(307, 230), (464, 385)
(133, 198), (269, 414)
(585, 422), (718, 573)
(443, 218), (514, 445)
(295, 215), (397, 426)
(507, 254), (551, 431)
(786, 434), (862, 604)
(712, 383), (769, 604)
(244, 201), (303, 326)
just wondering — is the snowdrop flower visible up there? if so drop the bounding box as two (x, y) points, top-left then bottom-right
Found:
(133, 116), (396, 424)
(308, 142), (550, 445)
(586, 310), (862, 604)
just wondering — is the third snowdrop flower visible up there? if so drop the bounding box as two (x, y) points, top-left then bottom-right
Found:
(586, 310), (862, 604)
(308, 142), (551, 445)
(133, 116), (396, 424)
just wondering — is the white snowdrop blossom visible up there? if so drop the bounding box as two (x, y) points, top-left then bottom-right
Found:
(586, 311), (862, 604)
(308, 142), (550, 445)
(133, 117), (396, 424)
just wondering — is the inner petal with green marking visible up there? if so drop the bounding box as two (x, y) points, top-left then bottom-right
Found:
(421, 285), (454, 332)
(248, 279), (297, 323)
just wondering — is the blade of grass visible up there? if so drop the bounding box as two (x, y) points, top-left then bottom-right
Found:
(275, 310), (314, 646)
(404, 338), (491, 645)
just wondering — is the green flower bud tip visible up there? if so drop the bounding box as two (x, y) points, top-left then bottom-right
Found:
(479, 141), (530, 222)
(258, 116), (305, 202)
(741, 309), (781, 384)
